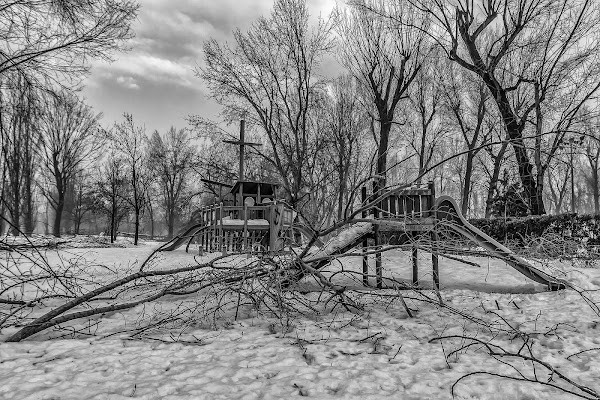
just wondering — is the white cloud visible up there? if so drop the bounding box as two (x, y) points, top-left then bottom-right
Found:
(83, 0), (339, 132)
(93, 53), (197, 90)
(116, 76), (140, 90)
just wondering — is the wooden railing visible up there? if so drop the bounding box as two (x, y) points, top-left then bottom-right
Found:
(194, 202), (296, 253)
(363, 181), (436, 227)
(192, 182), (436, 256)
(360, 181), (439, 289)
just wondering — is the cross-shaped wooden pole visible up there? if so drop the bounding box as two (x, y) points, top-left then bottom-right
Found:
(223, 119), (262, 205)
(222, 119), (262, 181)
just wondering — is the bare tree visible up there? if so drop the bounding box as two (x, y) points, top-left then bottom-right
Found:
(39, 90), (102, 237)
(404, 0), (600, 214)
(546, 156), (571, 214)
(0, 1), (138, 85)
(111, 114), (149, 245)
(68, 171), (95, 235)
(322, 75), (370, 220)
(93, 152), (129, 242)
(441, 65), (493, 216)
(481, 125), (510, 218)
(406, 55), (445, 185)
(201, 0), (332, 208)
(148, 127), (195, 239)
(0, 73), (40, 235)
(585, 137), (600, 215)
(336, 0), (431, 195)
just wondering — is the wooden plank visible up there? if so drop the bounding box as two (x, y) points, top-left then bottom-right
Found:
(200, 178), (233, 188)
(389, 196), (396, 216)
(202, 222), (207, 253)
(379, 224), (434, 232)
(393, 189), (433, 196)
(269, 205), (276, 251)
(219, 224), (270, 231)
(219, 203), (224, 254)
(243, 205), (248, 251)
(414, 195), (421, 215)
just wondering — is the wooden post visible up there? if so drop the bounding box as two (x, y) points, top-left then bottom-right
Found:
(429, 181), (440, 290)
(361, 186), (369, 286)
(412, 234), (418, 286)
(268, 205), (276, 252)
(374, 190), (383, 289)
(201, 207), (206, 254)
(243, 205), (248, 251)
(204, 207), (209, 253)
(207, 207), (211, 252)
(239, 120), (245, 181)
(219, 203), (225, 254)
(257, 184), (261, 204)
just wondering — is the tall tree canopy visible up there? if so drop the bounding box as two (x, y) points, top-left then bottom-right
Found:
(0, 0), (138, 85)
(403, 0), (600, 214)
(200, 0), (333, 208)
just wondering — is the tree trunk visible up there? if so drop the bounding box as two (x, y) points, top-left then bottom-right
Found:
(110, 193), (117, 243)
(53, 192), (64, 237)
(44, 202), (49, 234)
(585, 150), (600, 215)
(484, 142), (508, 218)
(375, 119), (392, 194)
(8, 146), (21, 235)
(134, 209), (140, 245)
(593, 165), (600, 215)
(482, 74), (546, 215)
(337, 158), (349, 221)
(149, 203), (154, 240)
(0, 200), (5, 235)
(461, 150), (475, 216)
(23, 162), (34, 235)
(9, 191), (20, 236)
(167, 212), (174, 239)
(556, 175), (568, 214)
(337, 180), (344, 221)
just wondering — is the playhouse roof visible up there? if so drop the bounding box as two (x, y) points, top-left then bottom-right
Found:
(229, 180), (279, 197)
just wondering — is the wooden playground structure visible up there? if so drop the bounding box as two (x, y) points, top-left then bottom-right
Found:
(162, 120), (565, 291)
(187, 200), (296, 254)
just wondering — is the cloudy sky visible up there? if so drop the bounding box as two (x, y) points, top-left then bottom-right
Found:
(81, 0), (338, 133)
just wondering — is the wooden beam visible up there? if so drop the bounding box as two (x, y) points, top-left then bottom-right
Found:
(222, 140), (262, 146)
(200, 178), (233, 188)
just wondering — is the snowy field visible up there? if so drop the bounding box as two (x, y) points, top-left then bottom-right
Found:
(1, 240), (600, 400)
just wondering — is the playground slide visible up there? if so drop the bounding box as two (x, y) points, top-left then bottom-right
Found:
(435, 196), (565, 290)
(160, 223), (209, 252)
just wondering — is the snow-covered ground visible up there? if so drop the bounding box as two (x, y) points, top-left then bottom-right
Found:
(1, 240), (599, 399)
